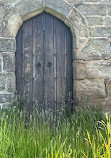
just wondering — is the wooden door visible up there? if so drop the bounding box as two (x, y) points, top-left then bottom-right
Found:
(16, 12), (73, 111)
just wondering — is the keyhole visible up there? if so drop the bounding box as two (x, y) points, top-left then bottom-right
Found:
(37, 62), (41, 68)
(47, 62), (52, 67)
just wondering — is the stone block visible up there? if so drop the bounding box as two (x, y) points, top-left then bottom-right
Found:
(0, 5), (6, 22)
(89, 99), (105, 108)
(74, 79), (106, 99)
(7, 8), (23, 37)
(77, 4), (107, 16)
(68, 8), (89, 37)
(84, 0), (109, 3)
(108, 4), (111, 16)
(0, 93), (14, 103)
(0, 75), (6, 91)
(45, 0), (72, 18)
(15, 0), (43, 20)
(106, 79), (111, 95)
(0, 102), (12, 110)
(6, 73), (15, 92)
(78, 98), (105, 109)
(0, 6), (10, 37)
(3, 53), (15, 72)
(65, 0), (83, 4)
(104, 17), (111, 26)
(104, 97), (111, 114)
(0, 55), (1, 72)
(1, 0), (22, 5)
(90, 27), (111, 37)
(75, 38), (111, 60)
(86, 17), (103, 26)
(73, 60), (86, 79)
(0, 73), (15, 92)
(0, 5), (22, 37)
(75, 98), (105, 109)
(0, 38), (16, 52)
(85, 60), (111, 79)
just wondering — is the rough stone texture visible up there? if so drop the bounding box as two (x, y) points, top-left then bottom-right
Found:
(87, 17), (103, 26)
(0, 38), (16, 52)
(85, 60), (111, 79)
(73, 60), (86, 79)
(0, 55), (2, 72)
(68, 9), (88, 37)
(74, 60), (111, 80)
(0, 73), (15, 92)
(74, 79), (106, 99)
(90, 27), (111, 37)
(65, 0), (83, 4)
(0, 75), (6, 91)
(2, 52), (15, 72)
(45, 0), (72, 18)
(76, 4), (107, 16)
(15, 0), (43, 21)
(66, 0), (109, 3)
(0, 93), (14, 103)
(84, 0), (109, 3)
(90, 99), (105, 108)
(0, 5), (22, 37)
(105, 97), (111, 114)
(0, 5), (10, 37)
(75, 38), (111, 60)
(6, 9), (23, 37)
(6, 73), (15, 92)
(108, 4), (111, 15)
(0, 102), (12, 110)
(0, 0), (111, 112)
(104, 17), (111, 26)
(67, 8), (89, 51)
(106, 80), (111, 95)
(0, 0), (22, 5)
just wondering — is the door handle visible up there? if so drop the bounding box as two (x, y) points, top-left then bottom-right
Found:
(37, 62), (41, 68)
(47, 62), (52, 67)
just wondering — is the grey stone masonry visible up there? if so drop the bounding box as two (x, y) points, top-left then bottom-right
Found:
(0, 38), (16, 52)
(76, 4), (107, 16)
(0, 0), (111, 113)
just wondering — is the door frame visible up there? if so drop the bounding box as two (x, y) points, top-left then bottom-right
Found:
(0, 0), (89, 108)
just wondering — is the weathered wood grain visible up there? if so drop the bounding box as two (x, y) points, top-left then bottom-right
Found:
(16, 12), (73, 111)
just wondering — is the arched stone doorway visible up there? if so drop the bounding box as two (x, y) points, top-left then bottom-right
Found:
(16, 12), (73, 111)
(0, 0), (89, 110)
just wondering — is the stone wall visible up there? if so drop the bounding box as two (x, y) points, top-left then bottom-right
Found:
(0, 0), (111, 113)
(0, 38), (15, 109)
(66, 0), (111, 112)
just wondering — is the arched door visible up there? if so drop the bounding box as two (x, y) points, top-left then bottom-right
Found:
(16, 12), (73, 111)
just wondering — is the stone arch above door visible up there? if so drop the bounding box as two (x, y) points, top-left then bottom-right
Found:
(0, 0), (111, 113)
(0, 0), (89, 53)
(0, 0), (90, 110)
(16, 12), (73, 111)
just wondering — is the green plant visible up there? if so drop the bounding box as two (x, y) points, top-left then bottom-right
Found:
(0, 103), (110, 158)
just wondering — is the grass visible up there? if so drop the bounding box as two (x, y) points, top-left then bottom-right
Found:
(0, 102), (110, 158)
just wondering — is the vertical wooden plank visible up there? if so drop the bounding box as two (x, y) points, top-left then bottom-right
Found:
(45, 13), (55, 110)
(21, 19), (33, 109)
(16, 27), (22, 97)
(16, 12), (73, 113)
(43, 14), (46, 111)
(53, 18), (57, 112)
(64, 26), (67, 102)
(55, 17), (65, 110)
(33, 13), (44, 111)
(66, 27), (73, 104)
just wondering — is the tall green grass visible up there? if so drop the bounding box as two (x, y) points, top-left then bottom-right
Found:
(0, 103), (110, 158)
